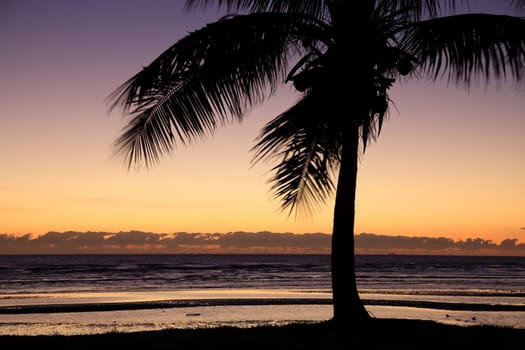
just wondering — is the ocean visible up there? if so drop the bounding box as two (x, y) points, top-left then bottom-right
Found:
(0, 254), (524, 334)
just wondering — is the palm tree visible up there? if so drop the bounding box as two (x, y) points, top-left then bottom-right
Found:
(109, 0), (525, 325)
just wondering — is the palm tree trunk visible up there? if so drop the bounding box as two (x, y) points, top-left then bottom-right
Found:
(331, 123), (370, 325)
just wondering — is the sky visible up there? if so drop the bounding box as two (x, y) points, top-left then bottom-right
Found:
(1, 0), (524, 254)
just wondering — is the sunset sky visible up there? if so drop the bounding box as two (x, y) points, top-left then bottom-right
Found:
(1, 1), (524, 250)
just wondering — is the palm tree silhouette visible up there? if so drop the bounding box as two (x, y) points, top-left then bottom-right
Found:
(110, 1), (525, 325)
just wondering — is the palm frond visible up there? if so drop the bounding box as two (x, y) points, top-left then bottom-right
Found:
(361, 107), (390, 152)
(252, 93), (340, 217)
(380, 0), (459, 19)
(109, 12), (306, 168)
(185, 0), (328, 19)
(400, 13), (525, 85)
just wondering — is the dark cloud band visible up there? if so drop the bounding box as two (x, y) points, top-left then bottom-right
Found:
(1, 231), (524, 255)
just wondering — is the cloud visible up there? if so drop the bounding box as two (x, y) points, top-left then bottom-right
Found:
(355, 233), (525, 255)
(0, 231), (524, 255)
(0, 231), (331, 254)
(520, 227), (525, 230)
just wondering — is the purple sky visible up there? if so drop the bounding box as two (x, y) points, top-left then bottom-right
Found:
(1, 1), (524, 247)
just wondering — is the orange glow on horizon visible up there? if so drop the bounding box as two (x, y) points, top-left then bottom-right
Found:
(1, 2), (524, 256)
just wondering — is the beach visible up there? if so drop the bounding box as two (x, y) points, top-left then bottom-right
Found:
(1, 289), (524, 335)
(1, 254), (524, 335)
(1, 319), (524, 350)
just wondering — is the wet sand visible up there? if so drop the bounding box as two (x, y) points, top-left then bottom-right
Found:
(1, 289), (524, 335)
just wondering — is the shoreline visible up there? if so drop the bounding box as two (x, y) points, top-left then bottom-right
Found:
(2, 289), (524, 334)
(1, 319), (525, 349)
(2, 297), (525, 315)
(1, 302), (524, 335)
